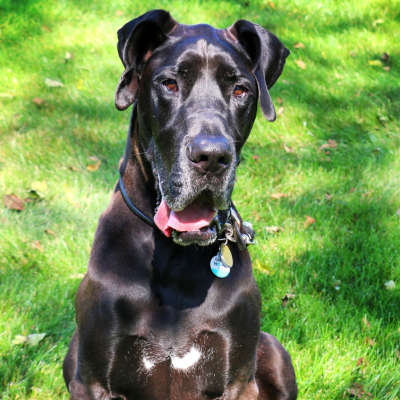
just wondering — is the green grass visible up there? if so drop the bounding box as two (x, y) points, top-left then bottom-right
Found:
(1, 0), (400, 398)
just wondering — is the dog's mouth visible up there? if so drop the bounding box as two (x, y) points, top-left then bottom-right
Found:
(154, 194), (219, 246)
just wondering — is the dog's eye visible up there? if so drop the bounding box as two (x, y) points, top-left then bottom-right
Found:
(163, 79), (178, 92)
(233, 85), (247, 98)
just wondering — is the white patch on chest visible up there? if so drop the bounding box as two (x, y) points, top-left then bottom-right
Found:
(143, 357), (154, 370)
(171, 347), (201, 370)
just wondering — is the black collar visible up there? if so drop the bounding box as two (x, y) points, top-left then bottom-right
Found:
(119, 176), (157, 228)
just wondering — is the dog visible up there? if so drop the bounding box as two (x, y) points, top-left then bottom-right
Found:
(63, 9), (297, 400)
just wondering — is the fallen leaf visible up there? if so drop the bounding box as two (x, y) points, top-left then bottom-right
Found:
(365, 336), (374, 346)
(44, 229), (57, 236)
(304, 215), (316, 228)
(383, 66), (390, 72)
(116, 10), (123, 15)
(28, 181), (48, 198)
(68, 165), (80, 171)
(325, 192), (334, 201)
(254, 259), (270, 275)
(346, 383), (372, 399)
(265, 226), (284, 233)
(277, 106), (284, 116)
(384, 280), (395, 290)
(362, 317), (370, 329)
(282, 293), (295, 308)
(33, 97), (46, 107)
(69, 273), (85, 279)
(319, 139), (337, 151)
(271, 193), (288, 200)
(65, 52), (72, 61)
(293, 42), (305, 49)
(44, 78), (64, 87)
(283, 143), (293, 153)
(12, 333), (46, 346)
(349, 188), (355, 194)
(357, 357), (364, 367)
(294, 60), (306, 70)
(372, 19), (384, 27)
(269, 1), (276, 9)
(41, 25), (51, 31)
(4, 194), (24, 211)
(368, 60), (383, 67)
(87, 160), (101, 171)
(252, 155), (259, 161)
(277, 96), (283, 104)
(34, 240), (44, 251)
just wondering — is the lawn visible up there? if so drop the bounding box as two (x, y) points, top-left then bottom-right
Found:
(1, 0), (400, 398)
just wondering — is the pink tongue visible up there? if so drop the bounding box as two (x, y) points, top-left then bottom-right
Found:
(154, 199), (216, 237)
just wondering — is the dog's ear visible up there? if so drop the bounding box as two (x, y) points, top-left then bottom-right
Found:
(115, 10), (178, 111)
(227, 20), (290, 122)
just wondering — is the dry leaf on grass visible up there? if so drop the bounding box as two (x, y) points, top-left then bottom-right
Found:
(362, 317), (370, 329)
(277, 106), (284, 116)
(350, 188), (355, 194)
(271, 193), (288, 200)
(356, 357), (365, 367)
(69, 273), (85, 279)
(68, 165), (80, 171)
(304, 215), (316, 228)
(325, 192), (334, 201)
(372, 19), (384, 27)
(44, 78), (64, 87)
(252, 155), (259, 161)
(33, 97), (46, 107)
(368, 60), (383, 67)
(319, 139), (337, 151)
(34, 240), (44, 252)
(383, 66), (390, 71)
(28, 181), (48, 198)
(44, 229), (57, 236)
(283, 143), (293, 153)
(269, 2), (276, 9)
(4, 194), (24, 211)
(384, 280), (395, 290)
(277, 96), (283, 104)
(87, 160), (101, 171)
(282, 293), (295, 308)
(365, 337), (374, 346)
(293, 42), (305, 49)
(265, 226), (284, 233)
(12, 333), (46, 346)
(116, 9), (123, 15)
(346, 383), (372, 399)
(294, 60), (306, 69)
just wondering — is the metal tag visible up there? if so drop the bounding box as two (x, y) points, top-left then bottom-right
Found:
(210, 254), (230, 278)
(219, 243), (233, 268)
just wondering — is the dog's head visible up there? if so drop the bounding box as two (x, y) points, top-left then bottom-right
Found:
(116, 10), (289, 246)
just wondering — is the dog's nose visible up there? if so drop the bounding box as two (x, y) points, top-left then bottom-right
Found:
(187, 134), (232, 176)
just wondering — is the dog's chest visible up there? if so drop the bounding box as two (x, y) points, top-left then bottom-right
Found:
(109, 329), (228, 399)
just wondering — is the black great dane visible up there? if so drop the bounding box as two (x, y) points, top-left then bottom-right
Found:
(63, 9), (297, 400)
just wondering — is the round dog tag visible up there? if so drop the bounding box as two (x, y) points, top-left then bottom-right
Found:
(219, 243), (233, 268)
(210, 254), (230, 278)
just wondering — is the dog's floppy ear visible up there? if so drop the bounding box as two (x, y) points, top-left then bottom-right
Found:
(115, 10), (178, 111)
(227, 20), (290, 122)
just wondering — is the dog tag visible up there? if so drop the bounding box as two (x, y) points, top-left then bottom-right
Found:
(210, 254), (230, 278)
(219, 243), (233, 268)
